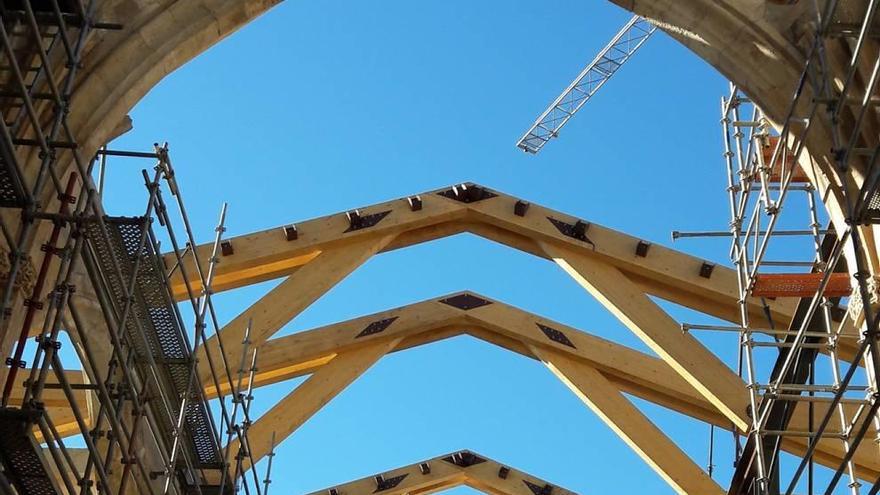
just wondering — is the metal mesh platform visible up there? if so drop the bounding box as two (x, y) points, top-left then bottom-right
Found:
(0, 14), (49, 209)
(863, 189), (880, 222)
(0, 156), (28, 207)
(751, 272), (851, 298)
(0, 408), (59, 495)
(1, 1), (78, 15)
(83, 216), (222, 470)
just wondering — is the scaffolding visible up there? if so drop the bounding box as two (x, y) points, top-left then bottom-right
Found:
(685, 2), (880, 494)
(1, 2), (877, 495)
(0, 3), (275, 495)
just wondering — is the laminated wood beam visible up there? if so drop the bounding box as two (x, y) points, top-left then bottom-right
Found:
(198, 235), (395, 383)
(44, 293), (878, 478)
(251, 293), (713, 421)
(247, 294), (877, 477)
(167, 183), (795, 329)
(168, 194), (470, 298)
(305, 449), (578, 495)
(236, 338), (400, 470)
(540, 242), (751, 432)
(533, 345), (725, 495)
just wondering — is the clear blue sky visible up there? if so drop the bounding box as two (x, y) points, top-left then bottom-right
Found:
(98, 1), (785, 493)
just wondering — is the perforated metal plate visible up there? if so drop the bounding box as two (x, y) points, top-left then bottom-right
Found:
(0, 408), (59, 495)
(0, 148), (28, 208)
(84, 217), (222, 469)
(862, 189), (880, 223)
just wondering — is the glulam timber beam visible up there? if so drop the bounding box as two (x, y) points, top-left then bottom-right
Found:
(180, 182), (845, 441)
(180, 183), (850, 439)
(534, 345), (724, 495)
(243, 293), (879, 479)
(237, 338), (400, 470)
(250, 293), (716, 421)
(540, 242), (751, 432)
(43, 292), (879, 479)
(197, 235), (396, 382)
(305, 450), (578, 495)
(209, 295), (470, 396)
(168, 191), (469, 297)
(167, 183), (795, 330)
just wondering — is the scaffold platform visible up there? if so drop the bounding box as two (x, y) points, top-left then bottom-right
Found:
(84, 216), (223, 471)
(0, 408), (59, 495)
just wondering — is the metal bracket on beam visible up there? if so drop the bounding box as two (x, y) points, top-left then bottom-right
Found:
(548, 217), (594, 247)
(374, 474), (407, 492)
(407, 196), (423, 211)
(344, 210), (391, 233)
(442, 451), (486, 467)
(355, 317), (398, 338)
(419, 462), (430, 475)
(437, 183), (498, 203)
(636, 240), (651, 257)
(537, 323), (576, 348)
(699, 262), (715, 279)
(514, 200), (530, 217)
(220, 241), (234, 256)
(283, 224), (298, 241)
(524, 480), (553, 495)
(438, 294), (492, 311)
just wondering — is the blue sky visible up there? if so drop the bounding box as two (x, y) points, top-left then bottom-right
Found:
(96, 1), (804, 493)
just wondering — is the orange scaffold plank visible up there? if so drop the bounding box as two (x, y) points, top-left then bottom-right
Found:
(752, 273), (851, 298)
(762, 136), (810, 183)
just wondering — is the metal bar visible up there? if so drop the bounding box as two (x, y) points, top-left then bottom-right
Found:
(161, 202), (227, 495)
(262, 432), (275, 495)
(673, 229), (832, 239)
(1, 173), (78, 405)
(96, 149), (161, 159)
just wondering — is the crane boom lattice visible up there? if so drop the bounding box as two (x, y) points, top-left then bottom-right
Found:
(516, 15), (656, 154)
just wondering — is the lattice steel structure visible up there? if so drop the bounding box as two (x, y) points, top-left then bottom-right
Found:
(516, 15), (656, 154)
